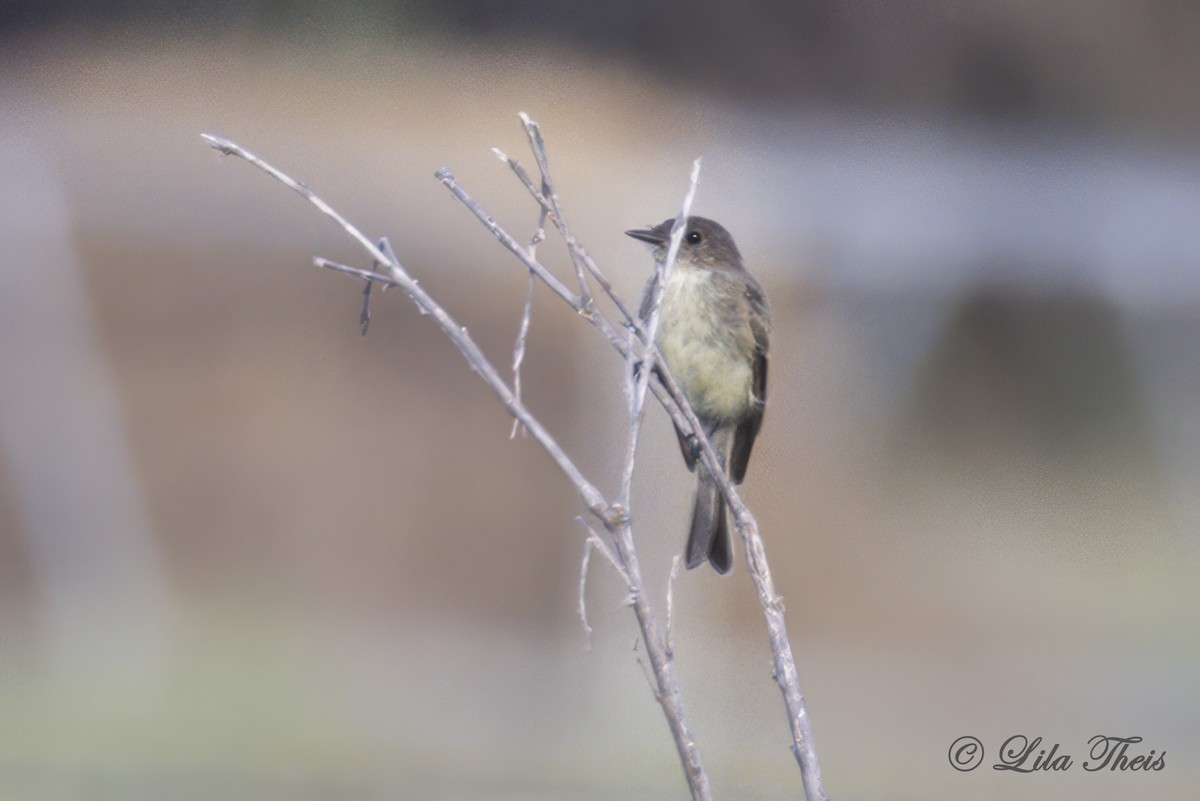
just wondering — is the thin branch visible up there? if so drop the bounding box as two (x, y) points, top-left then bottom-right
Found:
(730, 500), (827, 800)
(509, 271), (535, 439)
(439, 161), (700, 453)
(518, 112), (592, 306)
(202, 134), (394, 277)
(509, 208), (545, 439)
(649, 348), (830, 799)
(631, 636), (660, 701)
(604, 510), (709, 795)
(377, 238), (407, 285)
(578, 537), (595, 648)
(358, 236), (400, 335)
(576, 516), (630, 586)
(618, 158), (702, 508)
(434, 167), (580, 310)
(360, 257), (376, 335)
(436, 161), (716, 477)
(491, 145), (638, 326)
(316, 258), (394, 284)
(665, 555), (681, 657)
(201, 135), (609, 523)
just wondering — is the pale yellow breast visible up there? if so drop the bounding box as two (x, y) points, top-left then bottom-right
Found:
(655, 268), (754, 422)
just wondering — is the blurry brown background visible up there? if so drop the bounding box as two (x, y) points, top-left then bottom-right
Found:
(1, 2), (1198, 800)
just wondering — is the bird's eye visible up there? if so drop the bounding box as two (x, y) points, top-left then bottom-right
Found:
(686, 230), (703, 245)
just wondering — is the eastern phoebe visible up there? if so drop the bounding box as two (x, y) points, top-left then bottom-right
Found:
(626, 217), (770, 575)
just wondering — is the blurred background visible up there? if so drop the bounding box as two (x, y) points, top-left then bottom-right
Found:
(1, 2), (1198, 799)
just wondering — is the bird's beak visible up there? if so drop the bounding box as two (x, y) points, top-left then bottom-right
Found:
(625, 226), (669, 245)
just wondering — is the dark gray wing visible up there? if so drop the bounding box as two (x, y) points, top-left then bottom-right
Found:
(730, 276), (770, 484)
(638, 279), (652, 322)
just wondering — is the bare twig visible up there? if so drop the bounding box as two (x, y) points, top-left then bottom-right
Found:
(576, 516), (629, 586)
(202, 134), (393, 273)
(376, 238), (407, 293)
(435, 164), (703, 453)
(509, 271), (535, 439)
(652, 358), (830, 799)
(518, 113), (592, 307)
(492, 141), (638, 326)
(617, 158), (702, 508)
(360, 265), (375, 335)
(201, 136), (607, 521)
(578, 537), (595, 648)
(509, 207), (545, 439)
(435, 161), (706, 427)
(665, 555), (682, 657)
(358, 236), (399, 335)
(434, 167), (581, 309)
(631, 636), (660, 700)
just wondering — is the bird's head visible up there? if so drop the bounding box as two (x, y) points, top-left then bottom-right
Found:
(625, 216), (743, 271)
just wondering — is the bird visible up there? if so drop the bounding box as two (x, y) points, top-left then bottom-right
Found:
(626, 216), (770, 574)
